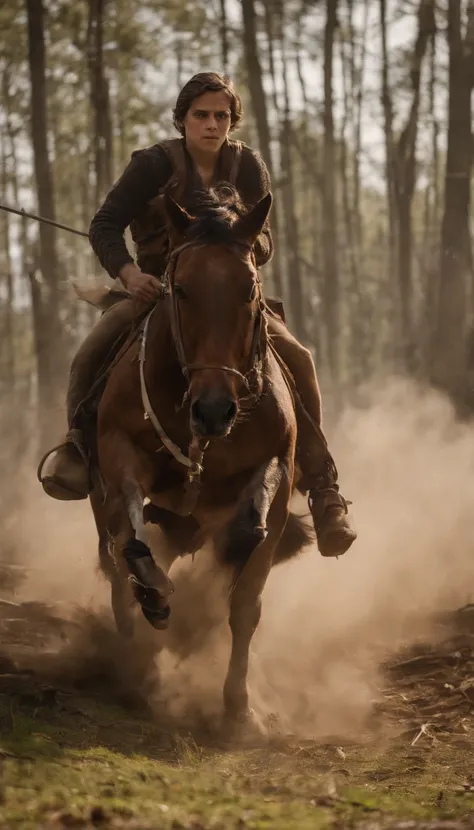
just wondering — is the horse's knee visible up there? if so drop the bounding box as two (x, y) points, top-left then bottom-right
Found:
(221, 500), (267, 568)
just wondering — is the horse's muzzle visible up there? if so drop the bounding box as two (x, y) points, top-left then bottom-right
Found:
(190, 391), (238, 437)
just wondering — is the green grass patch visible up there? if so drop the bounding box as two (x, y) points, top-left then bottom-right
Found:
(0, 692), (473, 829)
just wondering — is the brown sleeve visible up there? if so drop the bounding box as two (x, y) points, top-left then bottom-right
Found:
(88, 145), (172, 279)
(236, 146), (274, 268)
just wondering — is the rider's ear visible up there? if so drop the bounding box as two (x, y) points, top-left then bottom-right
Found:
(164, 192), (193, 237)
(231, 192), (272, 247)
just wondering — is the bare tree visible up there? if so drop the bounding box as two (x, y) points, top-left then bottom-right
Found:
(431, 0), (474, 404)
(241, 0), (283, 298)
(379, 0), (397, 321)
(351, 0), (369, 255)
(0, 100), (14, 388)
(278, 5), (305, 340)
(25, 0), (62, 438)
(422, 19), (440, 371)
(87, 0), (113, 208)
(322, 0), (341, 386)
(393, 0), (435, 370)
(219, 0), (229, 73)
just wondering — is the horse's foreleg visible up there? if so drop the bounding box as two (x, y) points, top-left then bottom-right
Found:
(99, 433), (173, 633)
(120, 477), (174, 629)
(222, 455), (292, 729)
(90, 486), (134, 637)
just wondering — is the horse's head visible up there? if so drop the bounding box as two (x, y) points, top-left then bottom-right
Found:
(164, 185), (272, 439)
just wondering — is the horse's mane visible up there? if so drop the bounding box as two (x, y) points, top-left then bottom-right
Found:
(184, 184), (246, 244)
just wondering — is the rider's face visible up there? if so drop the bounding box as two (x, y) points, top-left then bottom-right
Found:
(182, 90), (232, 154)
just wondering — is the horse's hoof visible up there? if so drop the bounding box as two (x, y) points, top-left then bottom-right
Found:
(124, 538), (174, 596)
(141, 604), (171, 630)
(132, 581), (170, 614)
(220, 707), (267, 746)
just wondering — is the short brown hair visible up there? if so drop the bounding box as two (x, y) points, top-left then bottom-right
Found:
(173, 72), (243, 135)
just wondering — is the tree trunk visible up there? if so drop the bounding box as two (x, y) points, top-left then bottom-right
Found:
(431, 0), (474, 404)
(261, 0), (287, 306)
(241, 0), (283, 298)
(379, 0), (397, 349)
(322, 0), (341, 387)
(87, 0), (113, 208)
(339, 12), (368, 385)
(393, 0), (435, 372)
(352, 0), (369, 255)
(295, 1), (318, 342)
(219, 0), (229, 73)
(422, 25), (440, 376)
(25, 0), (62, 439)
(339, 17), (359, 303)
(0, 111), (14, 389)
(278, 6), (305, 340)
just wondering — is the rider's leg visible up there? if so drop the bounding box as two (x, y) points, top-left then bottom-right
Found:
(40, 298), (138, 500)
(267, 314), (357, 558)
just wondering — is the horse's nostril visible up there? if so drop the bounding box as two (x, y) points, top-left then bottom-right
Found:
(190, 394), (238, 435)
(190, 399), (201, 421)
(226, 401), (237, 421)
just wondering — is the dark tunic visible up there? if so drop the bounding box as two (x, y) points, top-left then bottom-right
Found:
(88, 138), (274, 280)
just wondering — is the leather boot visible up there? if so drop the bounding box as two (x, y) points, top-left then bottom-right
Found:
(38, 429), (90, 501)
(308, 464), (357, 558)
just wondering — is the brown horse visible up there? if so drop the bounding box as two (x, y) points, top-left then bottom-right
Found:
(92, 186), (313, 728)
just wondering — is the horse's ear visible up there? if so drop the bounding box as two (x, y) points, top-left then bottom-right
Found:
(231, 192), (273, 247)
(164, 192), (192, 236)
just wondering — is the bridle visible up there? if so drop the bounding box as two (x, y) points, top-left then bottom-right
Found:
(138, 236), (268, 515)
(164, 238), (267, 396)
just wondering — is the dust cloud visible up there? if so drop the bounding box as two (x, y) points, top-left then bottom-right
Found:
(2, 378), (474, 740)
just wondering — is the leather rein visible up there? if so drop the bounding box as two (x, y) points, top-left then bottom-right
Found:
(138, 238), (267, 515)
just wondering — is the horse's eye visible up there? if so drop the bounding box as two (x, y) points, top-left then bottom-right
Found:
(247, 283), (257, 303)
(174, 284), (187, 300)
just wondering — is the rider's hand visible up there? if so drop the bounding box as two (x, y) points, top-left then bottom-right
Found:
(119, 263), (162, 303)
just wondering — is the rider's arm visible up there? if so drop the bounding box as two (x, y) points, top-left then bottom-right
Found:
(89, 146), (172, 280)
(237, 147), (274, 268)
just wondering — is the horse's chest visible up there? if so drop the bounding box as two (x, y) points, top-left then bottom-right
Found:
(148, 404), (281, 498)
(151, 429), (270, 485)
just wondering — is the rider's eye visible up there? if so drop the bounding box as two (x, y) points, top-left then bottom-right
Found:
(174, 284), (187, 300)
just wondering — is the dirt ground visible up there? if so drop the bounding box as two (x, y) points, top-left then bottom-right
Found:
(0, 563), (473, 830)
